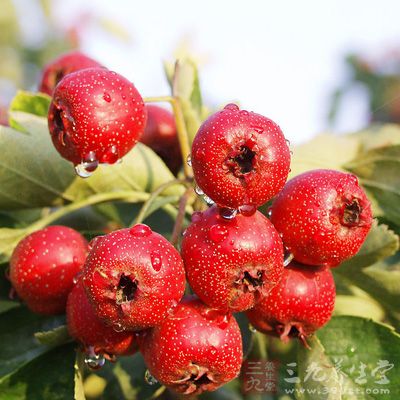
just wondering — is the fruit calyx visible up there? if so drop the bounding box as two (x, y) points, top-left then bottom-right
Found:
(116, 273), (138, 304)
(171, 363), (216, 394)
(225, 140), (257, 182)
(276, 322), (310, 349)
(340, 198), (362, 227)
(234, 269), (264, 294)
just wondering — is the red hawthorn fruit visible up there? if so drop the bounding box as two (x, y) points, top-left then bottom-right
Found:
(270, 169), (373, 266)
(140, 296), (243, 395)
(9, 226), (88, 315)
(39, 51), (103, 96)
(140, 105), (182, 175)
(82, 224), (186, 331)
(181, 205), (284, 312)
(191, 103), (291, 209)
(246, 261), (335, 344)
(48, 68), (147, 176)
(67, 281), (137, 357)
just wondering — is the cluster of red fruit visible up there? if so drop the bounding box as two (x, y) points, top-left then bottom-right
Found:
(7, 51), (373, 396)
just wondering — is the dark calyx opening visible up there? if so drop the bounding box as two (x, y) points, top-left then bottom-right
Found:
(189, 373), (212, 387)
(116, 273), (137, 304)
(225, 145), (256, 180)
(288, 325), (300, 337)
(53, 106), (65, 133)
(242, 271), (263, 287)
(342, 199), (361, 227)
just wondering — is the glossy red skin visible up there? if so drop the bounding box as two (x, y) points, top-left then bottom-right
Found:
(270, 169), (373, 266)
(246, 262), (335, 342)
(39, 51), (103, 95)
(10, 226), (88, 315)
(181, 206), (284, 312)
(82, 225), (186, 331)
(140, 105), (182, 174)
(191, 104), (291, 209)
(140, 296), (243, 395)
(48, 68), (147, 166)
(67, 281), (137, 357)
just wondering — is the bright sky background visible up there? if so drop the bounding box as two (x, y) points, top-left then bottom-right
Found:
(39, 0), (400, 143)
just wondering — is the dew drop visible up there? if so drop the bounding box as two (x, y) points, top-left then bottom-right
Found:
(219, 207), (237, 220)
(186, 154), (192, 167)
(224, 103), (239, 111)
(252, 125), (264, 134)
(75, 151), (99, 178)
(145, 369), (158, 385)
(102, 145), (119, 164)
(285, 138), (291, 146)
(249, 324), (257, 333)
(150, 251), (162, 272)
(346, 346), (356, 357)
(267, 207), (273, 218)
(113, 322), (125, 332)
(191, 211), (202, 223)
(239, 110), (249, 117)
(283, 249), (294, 267)
(194, 186), (204, 196)
(103, 92), (112, 102)
(239, 204), (256, 216)
(203, 195), (215, 206)
(84, 347), (105, 370)
(209, 224), (228, 243)
(129, 224), (152, 237)
(88, 235), (104, 251)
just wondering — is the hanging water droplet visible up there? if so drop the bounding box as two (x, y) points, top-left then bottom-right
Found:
(248, 324), (257, 333)
(285, 138), (291, 146)
(267, 207), (273, 218)
(145, 369), (158, 385)
(75, 151), (99, 178)
(219, 207), (237, 220)
(239, 204), (256, 216)
(150, 251), (162, 272)
(102, 145), (119, 164)
(186, 154), (192, 167)
(209, 224), (228, 243)
(224, 103), (239, 111)
(113, 322), (125, 332)
(195, 186), (204, 196)
(283, 249), (294, 267)
(203, 195), (215, 206)
(84, 348), (105, 370)
(129, 224), (152, 237)
(103, 92), (112, 102)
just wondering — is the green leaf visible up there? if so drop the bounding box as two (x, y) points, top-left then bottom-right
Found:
(290, 133), (360, 178)
(297, 336), (341, 399)
(9, 91), (51, 132)
(335, 223), (399, 312)
(164, 58), (205, 143)
(0, 227), (30, 264)
(0, 343), (76, 400)
(351, 124), (400, 151)
(314, 316), (400, 399)
(34, 325), (70, 346)
(0, 307), (65, 377)
(0, 116), (76, 210)
(345, 144), (400, 225)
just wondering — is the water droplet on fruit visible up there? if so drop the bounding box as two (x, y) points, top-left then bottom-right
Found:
(283, 249), (294, 267)
(224, 103), (239, 111)
(239, 110), (249, 117)
(191, 211), (202, 223)
(285, 138), (291, 146)
(150, 251), (162, 272)
(203, 195), (215, 206)
(75, 151), (99, 178)
(252, 125), (264, 134)
(145, 369), (158, 385)
(195, 186), (204, 196)
(249, 324), (257, 333)
(103, 92), (111, 102)
(88, 236), (104, 250)
(219, 207), (237, 220)
(209, 224), (228, 243)
(239, 204), (256, 216)
(186, 154), (192, 166)
(84, 348), (105, 370)
(267, 207), (273, 218)
(129, 224), (152, 237)
(102, 145), (119, 164)
(113, 322), (125, 332)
